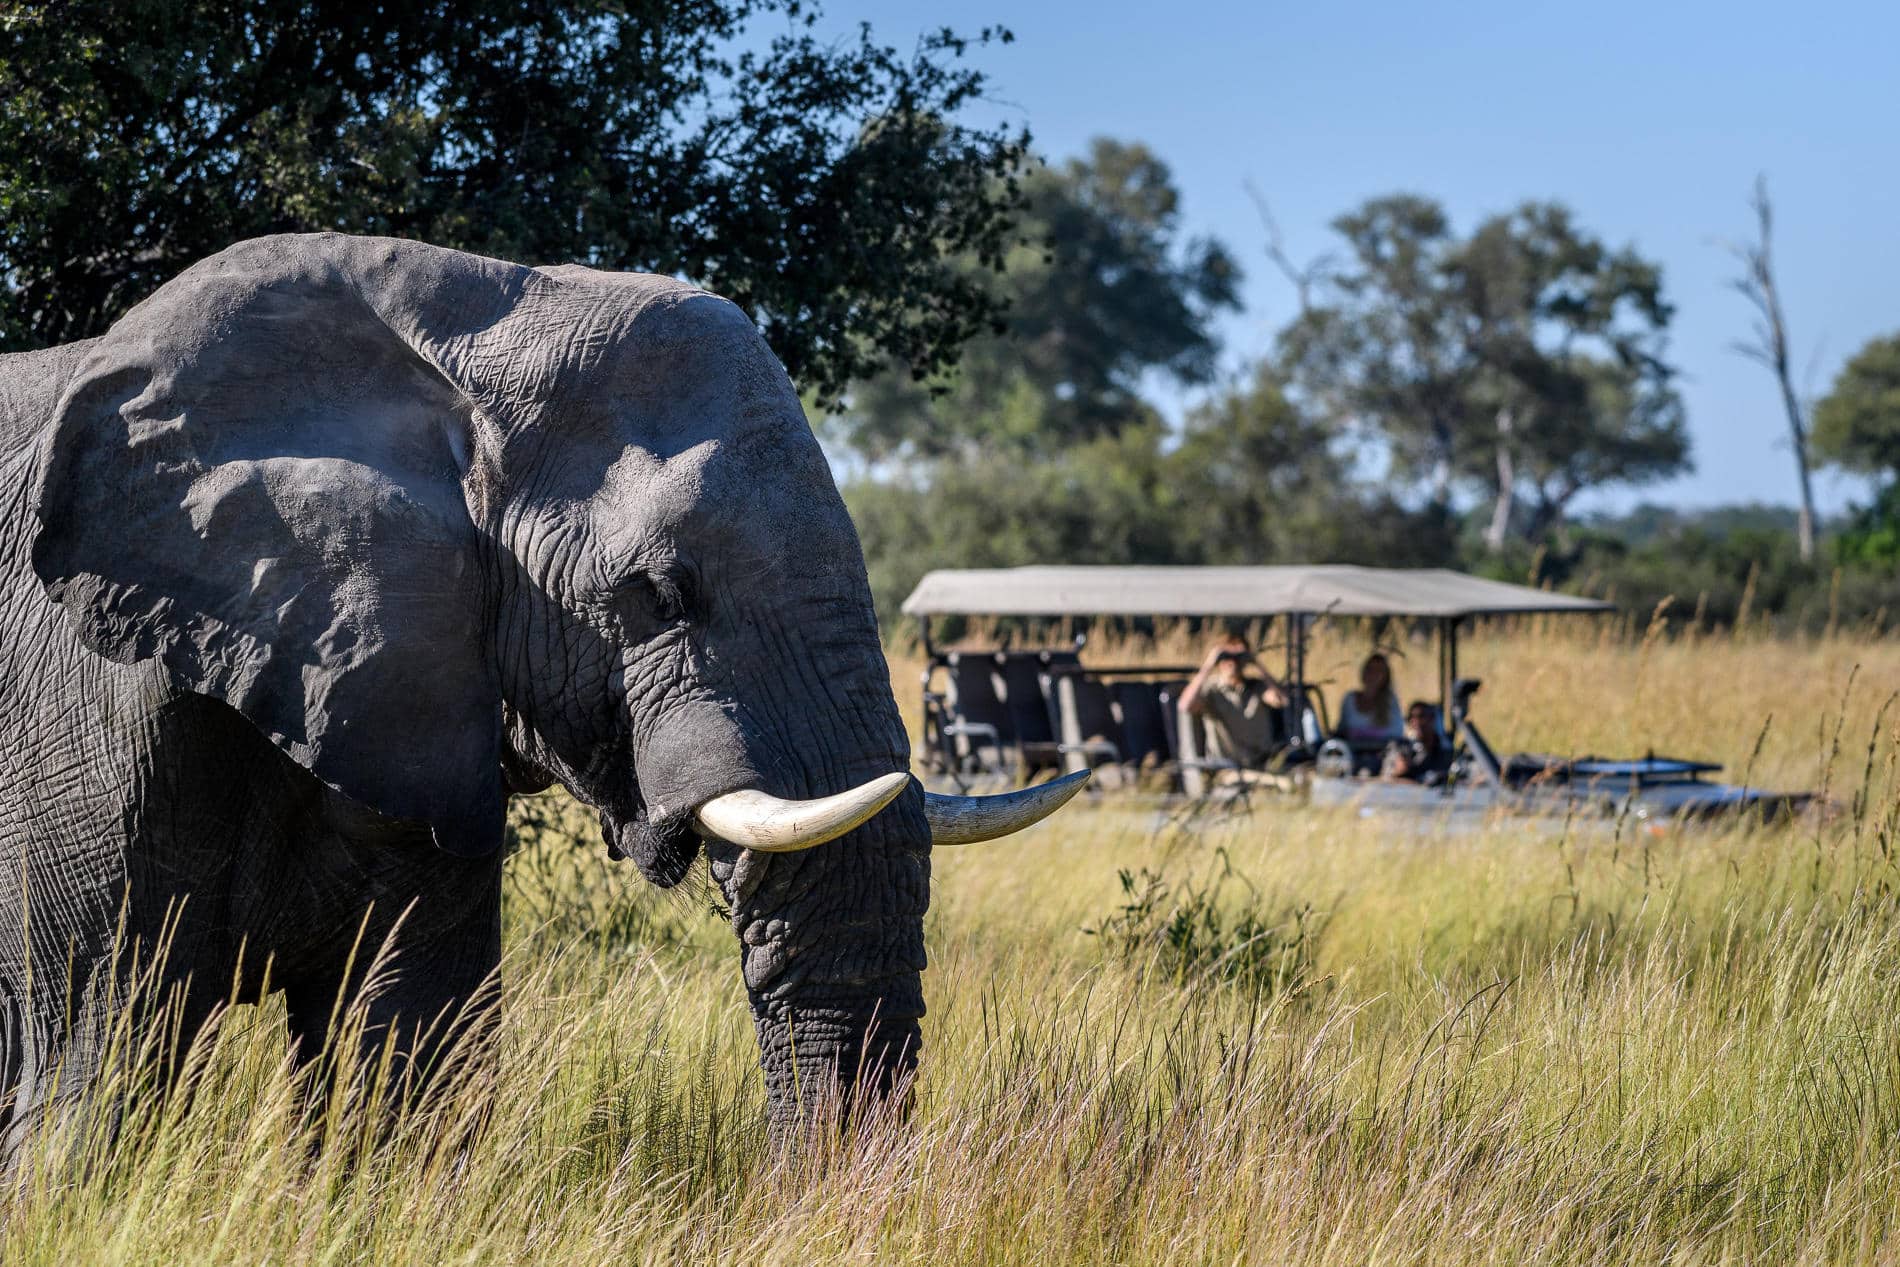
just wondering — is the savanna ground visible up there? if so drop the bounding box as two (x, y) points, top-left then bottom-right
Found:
(7, 614), (1900, 1264)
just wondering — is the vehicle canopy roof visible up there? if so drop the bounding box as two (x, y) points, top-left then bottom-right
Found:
(900, 565), (1613, 621)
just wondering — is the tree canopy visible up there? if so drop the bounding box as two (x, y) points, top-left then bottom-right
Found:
(1276, 196), (1688, 545)
(1812, 332), (1900, 479)
(1810, 331), (1900, 569)
(845, 364), (1460, 627)
(829, 138), (1240, 461)
(0, 0), (1025, 404)
(4, 8), (1881, 631)
(834, 157), (1713, 622)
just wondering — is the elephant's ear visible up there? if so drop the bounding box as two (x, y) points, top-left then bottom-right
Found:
(30, 237), (516, 857)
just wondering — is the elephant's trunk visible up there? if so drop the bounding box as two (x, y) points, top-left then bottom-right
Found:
(709, 776), (931, 1131)
(646, 709), (1094, 1132)
(633, 642), (929, 1131)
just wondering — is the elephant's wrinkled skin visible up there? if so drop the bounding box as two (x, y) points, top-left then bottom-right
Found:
(0, 234), (927, 1143)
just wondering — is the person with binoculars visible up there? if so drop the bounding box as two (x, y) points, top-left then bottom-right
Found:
(1179, 634), (1290, 770)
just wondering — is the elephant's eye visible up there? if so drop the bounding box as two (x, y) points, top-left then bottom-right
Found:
(620, 569), (692, 626)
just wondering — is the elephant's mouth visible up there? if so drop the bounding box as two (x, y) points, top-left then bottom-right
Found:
(601, 802), (701, 887)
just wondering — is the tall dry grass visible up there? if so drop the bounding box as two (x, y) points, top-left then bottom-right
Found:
(3, 626), (1899, 1264)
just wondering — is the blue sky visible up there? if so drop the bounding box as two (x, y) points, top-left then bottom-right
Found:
(812, 1), (1899, 514)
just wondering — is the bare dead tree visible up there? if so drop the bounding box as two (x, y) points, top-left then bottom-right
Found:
(1484, 405), (1517, 553)
(1243, 180), (1331, 315)
(1724, 174), (1816, 562)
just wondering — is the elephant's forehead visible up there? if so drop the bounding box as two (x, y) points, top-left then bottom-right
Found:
(580, 428), (844, 558)
(594, 433), (823, 519)
(522, 301), (802, 462)
(596, 437), (718, 510)
(534, 263), (696, 297)
(556, 278), (765, 382)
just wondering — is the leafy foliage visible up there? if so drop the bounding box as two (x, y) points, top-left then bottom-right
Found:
(0, 0), (1026, 404)
(1277, 196), (1687, 540)
(846, 365), (1459, 627)
(1813, 332), (1900, 479)
(1834, 484), (1900, 570)
(1083, 848), (1326, 996)
(830, 138), (1240, 460)
(1494, 501), (1900, 630)
(838, 146), (1473, 626)
(1810, 330), (1900, 569)
(842, 174), (1720, 625)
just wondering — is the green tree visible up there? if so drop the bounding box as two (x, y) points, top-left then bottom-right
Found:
(831, 138), (1240, 460)
(845, 365), (1456, 623)
(0, 0), (1025, 404)
(1174, 367), (1459, 569)
(846, 425), (1177, 626)
(1276, 196), (1687, 545)
(1276, 196), (1473, 506)
(1453, 204), (1685, 544)
(1813, 333), (1900, 478)
(1814, 332), (1900, 567)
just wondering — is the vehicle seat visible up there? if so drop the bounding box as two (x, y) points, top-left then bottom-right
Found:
(1110, 680), (1171, 769)
(998, 652), (1062, 773)
(1054, 673), (1126, 783)
(942, 651), (1011, 771)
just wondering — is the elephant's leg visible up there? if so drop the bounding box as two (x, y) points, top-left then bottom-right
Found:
(282, 953), (501, 1153)
(0, 950), (224, 1165)
(282, 965), (500, 1088)
(0, 988), (41, 1163)
(279, 858), (505, 1109)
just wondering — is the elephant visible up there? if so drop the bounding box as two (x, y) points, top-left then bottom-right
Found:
(0, 233), (1085, 1147)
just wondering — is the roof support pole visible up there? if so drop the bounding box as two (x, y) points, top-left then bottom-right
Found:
(1439, 617), (1461, 727)
(1283, 614), (1298, 741)
(918, 615), (937, 771)
(1291, 613), (1310, 743)
(1437, 617), (1448, 724)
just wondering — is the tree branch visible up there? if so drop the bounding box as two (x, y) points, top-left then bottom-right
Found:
(1243, 179), (1329, 315)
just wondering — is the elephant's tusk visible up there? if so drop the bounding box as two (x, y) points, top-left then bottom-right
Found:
(924, 770), (1091, 846)
(692, 772), (910, 853)
(692, 768), (1092, 853)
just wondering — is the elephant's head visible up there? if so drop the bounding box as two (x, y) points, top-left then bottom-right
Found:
(28, 233), (1081, 1123)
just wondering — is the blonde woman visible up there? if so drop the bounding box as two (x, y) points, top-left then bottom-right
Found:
(1336, 652), (1404, 749)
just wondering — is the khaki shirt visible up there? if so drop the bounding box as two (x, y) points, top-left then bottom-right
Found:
(1199, 679), (1281, 768)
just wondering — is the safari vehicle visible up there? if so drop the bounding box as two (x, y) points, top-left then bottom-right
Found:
(902, 564), (1814, 823)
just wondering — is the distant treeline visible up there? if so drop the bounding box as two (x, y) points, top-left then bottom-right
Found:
(828, 142), (1900, 632)
(1508, 498), (1900, 634)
